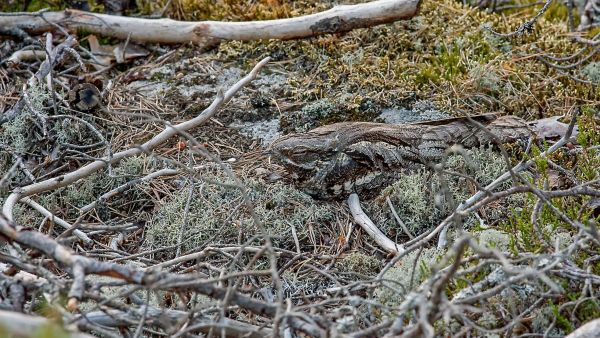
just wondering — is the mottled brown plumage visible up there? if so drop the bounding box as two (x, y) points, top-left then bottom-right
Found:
(270, 114), (533, 199)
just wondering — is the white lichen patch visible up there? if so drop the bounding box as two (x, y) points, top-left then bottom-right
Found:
(0, 85), (50, 154)
(229, 117), (282, 146)
(378, 100), (450, 124)
(369, 146), (525, 236)
(144, 167), (336, 259)
(375, 247), (443, 306)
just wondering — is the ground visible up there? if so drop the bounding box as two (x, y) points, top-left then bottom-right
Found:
(0, 0), (599, 337)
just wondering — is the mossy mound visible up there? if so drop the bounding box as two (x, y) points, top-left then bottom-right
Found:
(216, 0), (597, 131)
(144, 167), (337, 260)
(367, 146), (525, 238)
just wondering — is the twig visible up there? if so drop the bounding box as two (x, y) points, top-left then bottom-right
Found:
(21, 197), (92, 244)
(347, 193), (405, 254)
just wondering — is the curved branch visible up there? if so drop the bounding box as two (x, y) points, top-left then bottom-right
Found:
(348, 193), (405, 254)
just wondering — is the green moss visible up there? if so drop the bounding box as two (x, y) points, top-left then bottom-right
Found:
(542, 1), (572, 23)
(428, 43), (468, 82)
(575, 299), (600, 323)
(1, 0), (104, 12)
(137, 0), (323, 21)
(551, 300), (575, 333)
(215, 0), (594, 122)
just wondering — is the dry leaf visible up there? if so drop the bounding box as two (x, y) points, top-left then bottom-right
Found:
(87, 35), (148, 70)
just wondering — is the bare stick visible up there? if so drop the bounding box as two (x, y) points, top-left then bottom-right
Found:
(386, 196), (415, 239)
(5, 50), (47, 65)
(75, 307), (273, 338)
(0, 0), (421, 45)
(79, 168), (179, 213)
(21, 197), (92, 244)
(348, 193), (405, 254)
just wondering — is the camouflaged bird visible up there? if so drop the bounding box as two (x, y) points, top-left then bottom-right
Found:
(269, 114), (534, 199)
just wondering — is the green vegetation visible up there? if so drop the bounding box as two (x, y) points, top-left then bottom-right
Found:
(217, 0), (596, 128)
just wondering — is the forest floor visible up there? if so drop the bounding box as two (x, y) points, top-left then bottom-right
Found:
(0, 0), (599, 337)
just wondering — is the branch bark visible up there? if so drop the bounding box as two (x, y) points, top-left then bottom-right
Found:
(75, 307), (273, 338)
(0, 310), (95, 338)
(0, 0), (421, 45)
(348, 193), (405, 254)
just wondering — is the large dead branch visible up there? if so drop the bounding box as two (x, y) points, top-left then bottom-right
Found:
(0, 310), (94, 338)
(75, 307), (274, 337)
(0, 0), (421, 45)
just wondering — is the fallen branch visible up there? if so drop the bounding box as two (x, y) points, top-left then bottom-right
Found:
(5, 50), (47, 65)
(348, 193), (405, 254)
(75, 307), (273, 338)
(21, 196), (92, 244)
(0, 310), (94, 338)
(565, 318), (600, 338)
(0, 0), (421, 45)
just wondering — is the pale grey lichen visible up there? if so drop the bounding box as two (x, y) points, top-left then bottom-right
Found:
(370, 146), (524, 236)
(62, 155), (148, 209)
(376, 170), (440, 235)
(375, 247), (442, 306)
(531, 306), (567, 336)
(338, 252), (383, 276)
(476, 228), (511, 251)
(477, 312), (500, 330)
(144, 167), (336, 259)
(469, 64), (502, 93)
(378, 100), (450, 124)
(0, 85), (50, 154)
(297, 99), (337, 132)
(580, 62), (600, 84)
